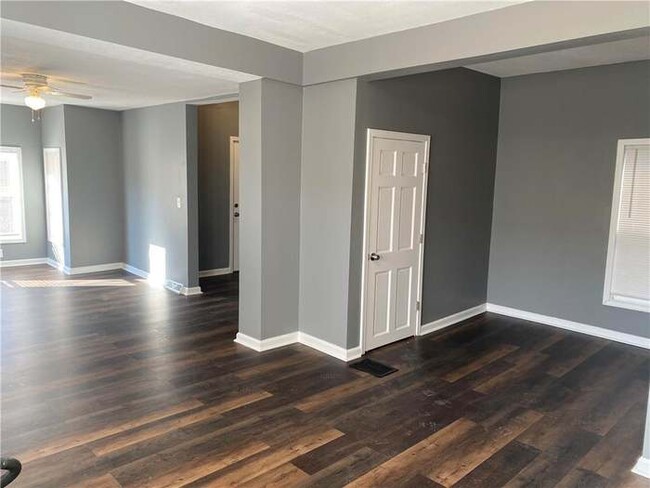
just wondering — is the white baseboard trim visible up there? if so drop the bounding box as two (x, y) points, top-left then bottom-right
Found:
(0, 257), (47, 268)
(181, 286), (203, 296)
(121, 263), (202, 296)
(234, 331), (362, 361)
(632, 456), (650, 478)
(46, 258), (65, 271)
(64, 262), (124, 276)
(199, 267), (232, 278)
(298, 332), (363, 362)
(122, 263), (149, 279)
(419, 304), (487, 336)
(234, 332), (299, 352)
(486, 303), (650, 350)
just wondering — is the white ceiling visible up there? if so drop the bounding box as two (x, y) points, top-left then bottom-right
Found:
(468, 36), (650, 78)
(0, 20), (255, 111)
(129, 0), (526, 53)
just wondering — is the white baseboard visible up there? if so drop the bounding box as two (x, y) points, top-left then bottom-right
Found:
(486, 303), (650, 350)
(46, 258), (65, 271)
(64, 262), (124, 275)
(235, 331), (299, 352)
(632, 456), (650, 479)
(419, 304), (487, 336)
(0, 257), (47, 268)
(199, 267), (232, 278)
(121, 263), (202, 296)
(181, 286), (203, 296)
(234, 331), (362, 361)
(298, 332), (362, 361)
(122, 263), (148, 279)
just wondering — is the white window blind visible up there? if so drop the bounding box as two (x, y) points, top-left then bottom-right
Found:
(603, 139), (650, 312)
(0, 146), (25, 243)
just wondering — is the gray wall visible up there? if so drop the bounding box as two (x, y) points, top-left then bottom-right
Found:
(197, 102), (239, 271)
(63, 106), (123, 267)
(349, 68), (501, 347)
(299, 79), (358, 348)
(238, 79), (302, 341)
(0, 104), (47, 261)
(122, 102), (196, 288)
(488, 61), (650, 338)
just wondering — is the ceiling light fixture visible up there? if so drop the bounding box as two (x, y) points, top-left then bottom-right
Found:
(24, 94), (46, 111)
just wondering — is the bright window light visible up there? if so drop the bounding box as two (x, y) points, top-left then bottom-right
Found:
(0, 146), (26, 243)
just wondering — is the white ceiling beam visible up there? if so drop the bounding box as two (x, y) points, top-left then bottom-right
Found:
(1, 0), (303, 86)
(303, 1), (650, 85)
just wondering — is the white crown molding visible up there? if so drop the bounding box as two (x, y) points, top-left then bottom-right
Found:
(199, 267), (232, 278)
(486, 303), (650, 350)
(419, 304), (487, 336)
(0, 257), (48, 268)
(632, 456), (650, 479)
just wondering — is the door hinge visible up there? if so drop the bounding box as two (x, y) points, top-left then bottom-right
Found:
(419, 233), (424, 244)
(416, 301), (421, 311)
(422, 162), (428, 173)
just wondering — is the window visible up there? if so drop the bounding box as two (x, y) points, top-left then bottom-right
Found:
(603, 139), (650, 313)
(0, 146), (26, 243)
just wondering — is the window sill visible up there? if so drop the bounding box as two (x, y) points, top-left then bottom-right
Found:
(603, 297), (650, 314)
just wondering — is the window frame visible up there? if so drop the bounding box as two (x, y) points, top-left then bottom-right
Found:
(0, 146), (26, 244)
(603, 138), (650, 313)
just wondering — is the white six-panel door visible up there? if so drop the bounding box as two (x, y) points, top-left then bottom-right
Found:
(363, 129), (430, 352)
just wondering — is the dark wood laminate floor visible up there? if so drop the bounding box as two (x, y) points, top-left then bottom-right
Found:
(1, 265), (648, 487)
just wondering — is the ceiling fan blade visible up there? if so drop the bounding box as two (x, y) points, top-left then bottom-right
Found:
(48, 76), (87, 86)
(1, 84), (24, 90)
(48, 90), (92, 100)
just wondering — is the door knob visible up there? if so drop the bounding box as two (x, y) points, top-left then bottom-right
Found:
(369, 253), (380, 261)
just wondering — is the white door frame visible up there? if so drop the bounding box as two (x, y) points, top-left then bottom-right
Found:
(229, 136), (240, 272)
(358, 128), (431, 354)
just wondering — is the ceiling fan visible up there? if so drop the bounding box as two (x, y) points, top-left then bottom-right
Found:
(0, 73), (92, 112)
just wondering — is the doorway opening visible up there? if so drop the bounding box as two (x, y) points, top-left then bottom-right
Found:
(196, 101), (240, 280)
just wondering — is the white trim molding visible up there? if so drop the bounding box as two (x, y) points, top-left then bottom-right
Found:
(199, 267), (232, 278)
(486, 303), (650, 350)
(632, 457), (650, 479)
(234, 332), (299, 352)
(47, 258), (65, 271)
(419, 304), (487, 336)
(0, 257), (47, 268)
(181, 286), (203, 296)
(234, 331), (362, 361)
(64, 262), (124, 276)
(299, 332), (362, 362)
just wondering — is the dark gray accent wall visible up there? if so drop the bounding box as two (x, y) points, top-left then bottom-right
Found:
(122, 102), (197, 288)
(349, 68), (501, 347)
(0, 104), (47, 261)
(63, 106), (123, 267)
(488, 61), (650, 338)
(197, 102), (239, 271)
